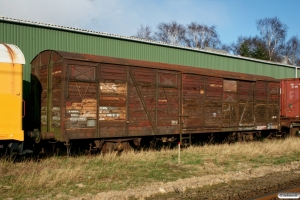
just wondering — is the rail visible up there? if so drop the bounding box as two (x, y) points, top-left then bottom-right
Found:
(252, 185), (300, 200)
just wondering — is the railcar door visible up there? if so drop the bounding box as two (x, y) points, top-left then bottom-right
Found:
(238, 81), (255, 127)
(255, 81), (268, 127)
(204, 77), (223, 128)
(181, 74), (205, 131)
(222, 80), (238, 127)
(157, 71), (179, 134)
(127, 67), (156, 136)
(65, 65), (97, 139)
(267, 82), (280, 128)
(98, 64), (127, 138)
(128, 67), (179, 136)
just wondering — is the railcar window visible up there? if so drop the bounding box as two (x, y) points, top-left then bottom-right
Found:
(223, 80), (237, 92)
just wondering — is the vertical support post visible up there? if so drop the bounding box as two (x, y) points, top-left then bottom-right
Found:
(155, 70), (158, 129)
(125, 66), (130, 137)
(46, 51), (53, 132)
(180, 133), (183, 146)
(96, 63), (100, 138)
(178, 142), (180, 164)
(179, 73), (183, 146)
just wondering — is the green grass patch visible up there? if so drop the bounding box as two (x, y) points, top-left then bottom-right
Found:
(1, 138), (300, 199)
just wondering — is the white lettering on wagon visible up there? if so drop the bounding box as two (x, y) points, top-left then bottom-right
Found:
(67, 110), (80, 114)
(210, 84), (222, 88)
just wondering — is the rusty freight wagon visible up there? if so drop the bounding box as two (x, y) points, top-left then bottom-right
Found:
(30, 50), (280, 152)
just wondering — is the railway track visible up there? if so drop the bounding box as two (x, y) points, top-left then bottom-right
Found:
(253, 185), (300, 200)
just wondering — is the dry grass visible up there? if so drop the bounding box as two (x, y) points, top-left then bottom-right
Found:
(1, 137), (300, 199)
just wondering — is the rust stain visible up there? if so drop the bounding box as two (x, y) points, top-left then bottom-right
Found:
(1, 43), (16, 64)
(1, 43), (17, 94)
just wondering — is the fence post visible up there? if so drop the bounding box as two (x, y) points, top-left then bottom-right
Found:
(178, 142), (180, 164)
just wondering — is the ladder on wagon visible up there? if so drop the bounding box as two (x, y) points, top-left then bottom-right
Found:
(180, 133), (192, 147)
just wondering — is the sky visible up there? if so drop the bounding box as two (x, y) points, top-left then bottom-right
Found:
(0, 0), (299, 45)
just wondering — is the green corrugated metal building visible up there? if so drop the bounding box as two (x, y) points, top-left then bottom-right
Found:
(1, 16), (299, 83)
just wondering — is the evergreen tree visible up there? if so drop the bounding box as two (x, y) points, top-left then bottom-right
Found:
(240, 41), (251, 57)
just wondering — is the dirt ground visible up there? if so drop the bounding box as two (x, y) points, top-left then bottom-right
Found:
(147, 169), (300, 200)
(72, 161), (300, 200)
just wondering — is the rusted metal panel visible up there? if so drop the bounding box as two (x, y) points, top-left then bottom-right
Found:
(31, 51), (61, 68)
(280, 78), (300, 118)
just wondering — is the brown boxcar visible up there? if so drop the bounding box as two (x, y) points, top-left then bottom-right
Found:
(31, 50), (280, 148)
(280, 78), (300, 136)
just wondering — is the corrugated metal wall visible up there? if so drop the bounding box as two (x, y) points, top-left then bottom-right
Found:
(0, 19), (297, 82)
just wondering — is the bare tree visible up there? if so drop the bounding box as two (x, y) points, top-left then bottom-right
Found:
(135, 24), (153, 40)
(186, 22), (220, 49)
(284, 36), (300, 65)
(256, 17), (288, 61)
(154, 21), (187, 46)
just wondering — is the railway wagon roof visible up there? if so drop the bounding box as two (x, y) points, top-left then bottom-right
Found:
(31, 50), (279, 82)
(0, 43), (25, 64)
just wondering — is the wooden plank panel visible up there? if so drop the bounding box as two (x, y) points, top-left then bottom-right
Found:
(205, 77), (223, 101)
(40, 66), (48, 130)
(65, 81), (97, 130)
(51, 64), (61, 129)
(182, 74), (204, 129)
(255, 81), (268, 125)
(99, 64), (127, 137)
(128, 67), (155, 133)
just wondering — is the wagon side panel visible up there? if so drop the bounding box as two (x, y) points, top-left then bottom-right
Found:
(267, 82), (280, 129)
(98, 64), (127, 138)
(255, 81), (268, 129)
(280, 79), (300, 118)
(65, 63), (98, 139)
(204, 77), (222, 129)
(238, 81), (255, 127)
(157, 71), (179, 134)
(181, 74), (204, 131)
(128, 67), (156, 136)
